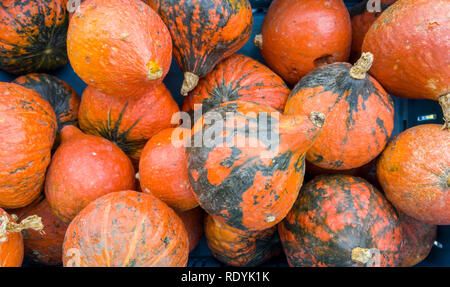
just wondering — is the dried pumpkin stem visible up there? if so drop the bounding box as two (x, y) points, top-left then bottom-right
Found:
(0, 215), (44, 243)
(181, 72), (199, 96)
(438, 93), (450, 130)
(351, 247), (372, 264)
(147, 61), (163, 81)
(254, 34), (263, 49)
(309, 112), (326, 128)
(350, 52), (374, 80)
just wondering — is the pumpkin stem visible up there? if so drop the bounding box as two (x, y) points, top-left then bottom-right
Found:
(147, 61), (164, 81)
(181, 72), (199, 96)
(0, 215), (44, 243)
(438, 93), (450, 130)
(254, 34), (263, 49)
(350, 52), (374, 80)
(351, 247), (372, 264)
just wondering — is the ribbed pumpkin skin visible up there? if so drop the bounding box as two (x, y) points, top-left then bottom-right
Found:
(349, 0), (397, 62)
(284, 62), (394, 170)
(377, 124), (450, 225)
(63, 191), (189, 267)
(182, 54), (290, 119)
(257, 0), (351, 85)
(362, 0), (450, 100)
(15, 198), (68, 266)
(0, 208), (24, 267)
(0, 0), (69, 75)
(279, 175), (402, 267)
(187, 101), (324, 231)
(67, 0), (172, 97)
(205, 215), (280, 267)
(45, 126), (136, 223)
(399, 211), (436, 267)
(0, 83), (57, 209)
(149, 0), (253, 94)
(78, 85), (179, 164)
(139, 128), (197, 211)
(176, 207), (204, 252)
(12, 73), (80, 140)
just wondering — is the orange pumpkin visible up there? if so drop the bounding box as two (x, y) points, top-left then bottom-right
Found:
(45, 126), (136, 223)
(63, 190), (189, 267)
(205, 215), (280, 267)
(377, 124), (450, 225)
(149, 0), (253, 95)
(176, 207), (204, 252)
(362, 0), (450, 129)
(255, 0), (351, 85)
(0, 83), (57, 209)
(139, 127), (197, 211)
(78, 84), (179, 164)
(67, 0), (172, 97)
(182, 54), (290, 120)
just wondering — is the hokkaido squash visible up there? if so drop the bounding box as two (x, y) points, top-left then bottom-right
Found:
(255, 0), (351, 85)
(349, 0), (397, 62)
(14, 197), (68, 266)
(78, 84), (179, 164)
(182, 54), (290, 121)
(149, 0), (253, 95)
(0, 83), (57, 209)
(139, 127), (198, 211)
(63, 190), (189, 267)
(0, 0), (69, 75)
(187, 100), (325, 231)
(377, 124), (450, 225)
(362, 0), (450, 129)
(398, 211), (436, 267)
(176, 207), (204, 252)
(279, 175), (403, 267)
(284, 53), (394, 170)
(205, 215), (280, 267)
(67, 0), (172, 97)
(12, 73), (80, 148)
(0, 208), (44, 267)
(45, 126), (136, 223)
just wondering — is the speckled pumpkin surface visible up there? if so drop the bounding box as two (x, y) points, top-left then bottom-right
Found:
(377, 124), (450, 225)
(63, 190), (189, 267)
(0, 83), (57, 209)
(279, 175), (402, 267)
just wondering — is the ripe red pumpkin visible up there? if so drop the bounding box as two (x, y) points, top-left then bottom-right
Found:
(187, 100), (325, 231)
(63, 190), (189, 267)
(279, 175), (403, 267)
(78, 84), (179, 164)
(205, 215), (280, 267)
(12, 73), (80, 148)
(362, 0), (450, 129)
(0, 83), (57, 209)
(14, 197), (68, 266)
(398, 211), (436, 267)
(182, 54), (290, 120)
(45, 125), (136, 223)
(176, 207), (204, 252)
(377, 124), (450, 225)
(0, 0), (69, 75)
(284, 53), (394, 170)
(349, 0), (397, 62)
(139, 127), (197, 211)
(149, 0), (253, 95)
(67, 0), (172, 97)
(255, 0), (351, 85)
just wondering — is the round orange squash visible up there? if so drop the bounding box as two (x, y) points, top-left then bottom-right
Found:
(45, 126), (136, 223)
(255, 0), (351, 85)
(78, 84), (179, 164)
(139, 127), (197, 211)
(176, 207), (204, 252)
(0, 83), (57, 209)
(67, 0), (172, 98)
(63, 190), (189, 267)
(377, 124), (450, 225)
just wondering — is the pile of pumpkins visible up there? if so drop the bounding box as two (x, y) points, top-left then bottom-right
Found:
(0, 0), (448, 267)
